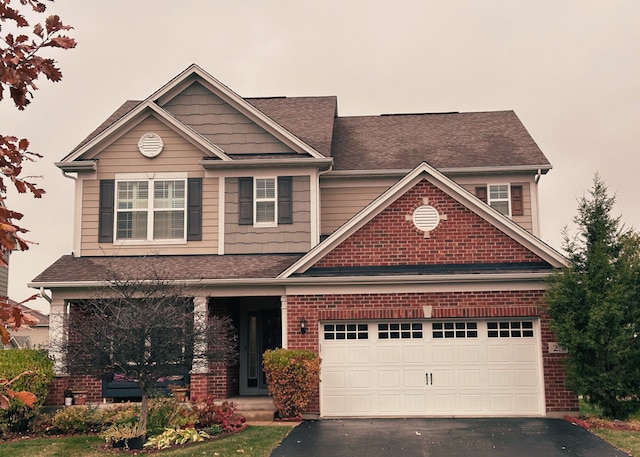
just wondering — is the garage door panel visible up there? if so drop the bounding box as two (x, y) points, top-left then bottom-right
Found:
(348, 370), (372, 388)
(348, 346), (373, 364)
(515, 369), (539, 387)
(378, 370), (401, 388)
(458, 369), (481, 387)
(488, 369), (511, 387)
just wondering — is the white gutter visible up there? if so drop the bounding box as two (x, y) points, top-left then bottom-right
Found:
(28, 271), (554, 290)
(322, 164), (553, 178)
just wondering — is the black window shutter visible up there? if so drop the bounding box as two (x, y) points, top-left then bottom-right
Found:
(98, 180), (115, 242)
(187, 178), (202, 241)
(278, 176), (293, 224)
(238, 177), (253, 225)
(511, 185), (524, 216)
(475, 186), (488, 203)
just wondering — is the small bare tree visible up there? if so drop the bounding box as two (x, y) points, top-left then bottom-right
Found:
(54, 260), (237, 435)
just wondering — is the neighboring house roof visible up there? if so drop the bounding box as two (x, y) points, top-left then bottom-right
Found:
(58, 64), (549, 173)
(7, 335), (32, 349)
(30, 254), (303, 287)
(330, 111), (550, 172)
(16, 304), (49, 327)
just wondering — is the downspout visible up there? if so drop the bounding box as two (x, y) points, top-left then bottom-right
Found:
(62, 171), (78, 257)
(40, 287), (52, 304)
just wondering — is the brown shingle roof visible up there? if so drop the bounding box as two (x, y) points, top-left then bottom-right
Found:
(330, 111), (550, 171)
(248, 96), (337, 157)
(63, 100), (142, 160)
(31, 254), (302, 284)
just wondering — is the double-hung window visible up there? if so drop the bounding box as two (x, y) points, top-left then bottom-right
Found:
(475, 184), (524, 218)
(238, 176), (293, 227)
(488, 184), (510, 216)
(115, 177), (186, 242)
(254, 178), (277, 226)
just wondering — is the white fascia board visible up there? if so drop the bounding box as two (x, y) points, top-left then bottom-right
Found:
(28, 271), (553, 291)
(59, 101), (231, 164)
(149, 64), (326, 160)
(323, 164), (552, 179)
(280, 162), (565, 278)
(200, 157), (333, 171)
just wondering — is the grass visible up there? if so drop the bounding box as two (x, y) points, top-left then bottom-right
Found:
(0, 425), (294, 457)
(579, 399), (640, 456)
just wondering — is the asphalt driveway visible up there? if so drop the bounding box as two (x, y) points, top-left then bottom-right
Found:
(270, 418), (629, 457)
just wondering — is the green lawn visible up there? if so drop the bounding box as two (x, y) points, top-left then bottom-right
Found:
(590, 428), (640, 456)
(579, 399), (640, 456)
(0, 425), (294, 457)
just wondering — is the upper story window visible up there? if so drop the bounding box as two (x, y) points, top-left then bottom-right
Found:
(116, 179), (186, 241)
(238, 176), (293, 227)
(99, 175), (202, 244)
(254, 178), (277, 226)
(475, 184), (523, 218)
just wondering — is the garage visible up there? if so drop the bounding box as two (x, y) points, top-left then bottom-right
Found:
(320, 319), (545, 417)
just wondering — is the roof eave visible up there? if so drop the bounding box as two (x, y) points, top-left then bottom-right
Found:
(28, 271), (555, 290)
(55, 160), (97, 172)
(323, 164), (552, 179)
(200, 157), (333, 171)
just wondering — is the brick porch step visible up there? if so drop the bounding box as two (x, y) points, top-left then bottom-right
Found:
(225, 396), (277, 422)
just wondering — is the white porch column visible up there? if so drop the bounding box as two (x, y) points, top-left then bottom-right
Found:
(49, 298), (68, 375)
(281, 295), (288, 349)
(192, 296), (208, 374)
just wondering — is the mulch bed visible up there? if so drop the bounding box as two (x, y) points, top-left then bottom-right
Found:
(564, 415), (640, 432)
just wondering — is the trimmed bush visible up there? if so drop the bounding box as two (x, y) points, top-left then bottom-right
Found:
(263, 348), (321, 419)
(50, 405), (101, 434)
(0, 349), (54, 435)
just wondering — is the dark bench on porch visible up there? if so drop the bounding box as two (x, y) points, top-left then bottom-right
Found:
(101, 373), (190, 401)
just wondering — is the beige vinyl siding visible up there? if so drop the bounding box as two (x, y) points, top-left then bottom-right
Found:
(164, 82), (295, 155)
(461, 182), (533, 233)
(320, 178), (397, 235)
(79, 116), (219, 256)
(225, 176), (311, 254)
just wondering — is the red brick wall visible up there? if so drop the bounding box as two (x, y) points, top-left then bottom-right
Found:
(316, 179), (544, 268)
(287, 291), (578, 415)
(45, 375), (102, 406)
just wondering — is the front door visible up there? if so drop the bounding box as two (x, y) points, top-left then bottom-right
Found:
(240, 307), (281, 395)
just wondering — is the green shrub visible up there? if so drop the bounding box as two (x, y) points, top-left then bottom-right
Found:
(50, 406), (100, 434)
(146, 397), (197, 437)
(263, 348), (321, 419)
(0, 349), (54, 435)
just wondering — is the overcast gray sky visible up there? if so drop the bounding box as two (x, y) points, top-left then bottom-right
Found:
(3, 1), (639, 314)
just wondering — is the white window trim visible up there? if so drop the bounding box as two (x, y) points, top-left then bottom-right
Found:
(114, 173), (188, 245)
(253, 176), (278, 228)
(488, 183), (511, 217)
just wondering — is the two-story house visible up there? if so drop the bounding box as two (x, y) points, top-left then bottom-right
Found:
(31, 64), (576, 417)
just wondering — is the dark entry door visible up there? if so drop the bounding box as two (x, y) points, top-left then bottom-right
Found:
(242, 308), (281, 394)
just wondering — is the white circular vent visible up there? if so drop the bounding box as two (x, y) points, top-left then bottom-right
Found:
(138, 132), (164, 158)
(412, 205), (440, 232)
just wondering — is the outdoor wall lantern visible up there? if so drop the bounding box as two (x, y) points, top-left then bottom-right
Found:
(299, 317), (308, 335)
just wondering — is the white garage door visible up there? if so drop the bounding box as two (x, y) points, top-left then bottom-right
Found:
(320, 319), (544, 417)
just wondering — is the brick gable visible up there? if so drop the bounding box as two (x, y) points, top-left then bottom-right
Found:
(314, 178), (546, 269)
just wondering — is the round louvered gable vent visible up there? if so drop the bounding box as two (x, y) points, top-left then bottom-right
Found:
(138, 132), (164, 158)
(412, 205), (440, 232)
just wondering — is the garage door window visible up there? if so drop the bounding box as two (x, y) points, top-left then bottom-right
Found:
(432, 322), (478, 339)
(324, 323), (368, 340)
(487, 321), (534, 338)
(378, 323), (423, 339)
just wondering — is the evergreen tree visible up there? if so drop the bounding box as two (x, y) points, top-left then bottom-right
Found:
(546, 175), (640, 419)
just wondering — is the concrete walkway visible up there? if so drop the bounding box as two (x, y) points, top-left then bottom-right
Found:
(270, 418), (629, 457)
